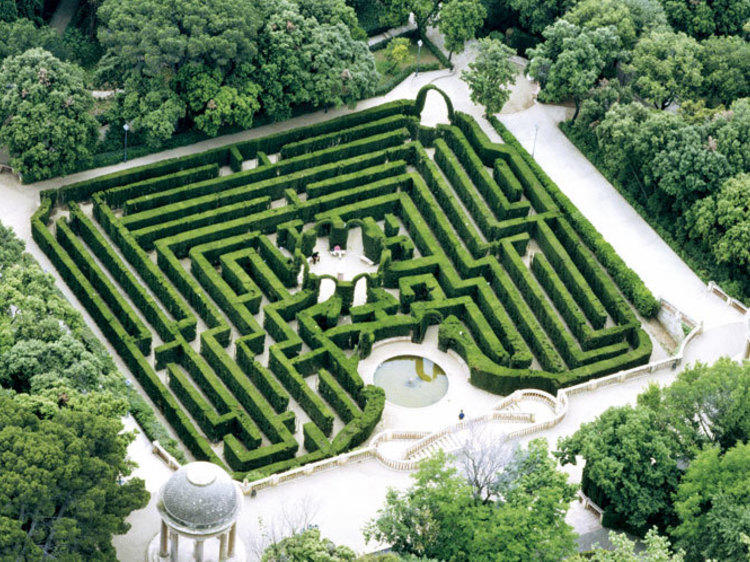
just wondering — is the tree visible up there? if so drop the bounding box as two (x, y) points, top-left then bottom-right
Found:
(626, 30), (702, 109)
(456, 430), (517, 503)
(564, 0), (639, 50)
(689, 174), (750, 272)
(556, 404), (684, 534)
(528, 21), (622, 121)
(365, 441), (577, 561)
(644, 121), (731, 209)
(696, 36), (750, 107)
(0, 395), (149, 559)
(261, 529), (356, 561)
(97, 0), (262, 143)
(507, 0), (575, 35)
(672, 443), (750, 561)
(568, 528), (685, 561)
(461, 37), (517, 115)
(438, 0), (486, 61)
(375, 0), (441, 37)
(296, 0), (365, 39)
(385, 37), (411, 72)
(0, 48), (97, 182)
(255, 0), (376, 120)
(0, 18), (65, 61)
(661, 0), (750, 38)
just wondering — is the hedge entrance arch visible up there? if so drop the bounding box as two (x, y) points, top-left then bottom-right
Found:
(414, 85), (455, 121)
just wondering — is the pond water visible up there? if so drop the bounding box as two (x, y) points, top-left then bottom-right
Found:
(373, 355), (449, 408)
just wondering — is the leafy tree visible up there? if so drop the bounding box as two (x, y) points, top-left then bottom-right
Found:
(564, 0), (639, 50)
(0, 18), (64, 61)
(385, 37), (412, 72)
(696, 36), (750, 107)
(507, 0), (575, 35)
(660, 0), (750, 38)
(0, 394), (149, 559)
(528, 21), (622, 120)
(0, 48), (97, 182)
(626, 30), (702, 109)
(0, 223), (23, 268)
(672, 443), (750, 561)
(255, 0), (376, 121)
(556, 404), (683, 534)
(644, 120), (731, 209)
(374, 0), (441, 36)
(568, 528), (685, 561)
(0, 0), (17, 22)
(575, 79), (635, 132)
(461, 37), (517, 115)
(438, 0), (486, 61)
(689, 174), (750, 272)
(365, 441), (577, 561)
(296, 0), (365, 39)
(261, 528), (356, 561)
(97, 0), (261, 143)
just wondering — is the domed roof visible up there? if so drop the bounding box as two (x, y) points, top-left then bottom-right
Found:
(158, 462), (240, 535)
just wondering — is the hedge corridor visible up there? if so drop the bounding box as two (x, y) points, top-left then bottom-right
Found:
(31, 87), (657, 480)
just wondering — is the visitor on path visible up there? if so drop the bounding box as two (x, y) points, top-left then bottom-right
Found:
(458, 409), (465, 420)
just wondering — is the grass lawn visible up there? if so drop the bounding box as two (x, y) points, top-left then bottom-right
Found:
(373, 39), (442, 88)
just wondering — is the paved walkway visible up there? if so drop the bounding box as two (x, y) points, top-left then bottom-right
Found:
(49, 0), (79, 34)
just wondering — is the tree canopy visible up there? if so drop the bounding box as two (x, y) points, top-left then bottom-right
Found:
(0, 394), (149, 559)
(438, 0), (486, 60)
(557, 359), (750, 539)
(0, 48), (98, 182)
(461, 37), (517, 115)
(365, 441), (577, 561)
(261, 528), (357, 561)
(672, 442), (750, 561)
(528, 21), (622, 120)
(626, 30), (703, 109)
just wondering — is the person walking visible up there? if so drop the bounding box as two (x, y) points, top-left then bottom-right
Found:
(458, 409), (465, 420)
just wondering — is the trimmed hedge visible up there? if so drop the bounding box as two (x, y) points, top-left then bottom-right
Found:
(31, 90), (659, 479)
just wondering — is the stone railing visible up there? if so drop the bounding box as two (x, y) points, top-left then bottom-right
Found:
(152, 440), (181, 470)
(402, 409), (535, 459)
(578, 491), (604, 522)
(707, 281), (749, 315)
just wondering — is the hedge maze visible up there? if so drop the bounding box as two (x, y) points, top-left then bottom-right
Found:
(32, 87), (658, 478)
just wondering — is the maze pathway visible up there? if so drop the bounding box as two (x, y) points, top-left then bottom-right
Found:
(31, 88), (656, 480)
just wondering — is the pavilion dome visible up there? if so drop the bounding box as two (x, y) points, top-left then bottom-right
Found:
(158, 462), (241, 536)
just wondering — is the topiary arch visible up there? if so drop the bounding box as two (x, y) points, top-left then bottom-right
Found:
(414, 85), (455, 121)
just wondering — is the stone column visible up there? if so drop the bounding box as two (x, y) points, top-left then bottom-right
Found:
(228, 524), (237, 558)
(159, 521), (169, 557)
(170, 531), (179, 562)
(218, 533), (228, 562)
(194, 538), (205, 562)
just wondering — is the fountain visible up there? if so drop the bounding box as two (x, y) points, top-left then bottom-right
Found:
(373, 355), (448, 408)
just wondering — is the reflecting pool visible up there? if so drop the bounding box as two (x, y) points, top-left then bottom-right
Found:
(373, 355), (448, 408)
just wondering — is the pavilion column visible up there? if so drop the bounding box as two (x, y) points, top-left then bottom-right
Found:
(159, 521), (169, 557)
(170, 531), (179, 562)
(218, 532), (228, 562)
(194, 538), (205, 562)
(227, 524), (237, 558)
